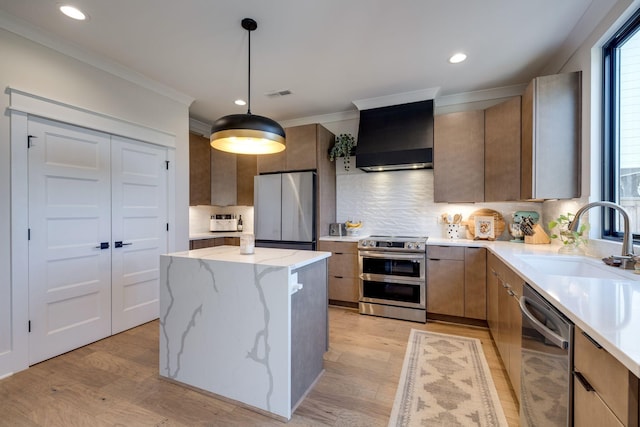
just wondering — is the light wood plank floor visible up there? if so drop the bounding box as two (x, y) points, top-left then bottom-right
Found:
(0, 307), (519, 426)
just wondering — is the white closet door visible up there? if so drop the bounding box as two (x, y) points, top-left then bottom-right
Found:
(28, 117), (112, 365)
(111, 136), (168, 333)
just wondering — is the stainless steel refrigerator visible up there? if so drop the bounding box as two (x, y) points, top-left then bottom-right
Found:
(254, 171), (316, 250)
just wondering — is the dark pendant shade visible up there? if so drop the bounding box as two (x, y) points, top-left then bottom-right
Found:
(210, 113), (286, 154)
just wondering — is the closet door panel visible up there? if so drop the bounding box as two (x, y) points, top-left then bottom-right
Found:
(27, 116), (112, 365)
(111, 136), (168, 334)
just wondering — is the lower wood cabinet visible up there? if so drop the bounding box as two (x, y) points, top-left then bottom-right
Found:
(189, 237), (240, 250)
(317, 241), (359, 307)
(427, 245), (486, 320)
(574, 326), (639, 427)
(487, 252), (523, 402)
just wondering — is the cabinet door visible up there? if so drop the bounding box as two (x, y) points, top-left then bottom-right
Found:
(434, 110), (485, 202)
(464, 247), (486, 319)
(485, 97), (521, 201)
(574, 376), (624, 427)
(486, 253), (500, 335)
(521, 72), (581, 200)
(257, 151), (286, 174)
(189, 132), (211, 205)
(575, 327), (639, 426)
(285, 124), (318, 171)
(211, 149), (237, 206)
(496, 273), (510, 365)
(237, 155), (257, 206)
(318, 241), (359, 304)
(427, 259), (465, 316)
(506, 269), (523, 402)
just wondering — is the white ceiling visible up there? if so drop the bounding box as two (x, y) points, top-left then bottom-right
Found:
(0, 1), (616, 126)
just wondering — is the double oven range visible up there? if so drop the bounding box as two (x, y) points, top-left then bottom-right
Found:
(358, 236), (427, 323)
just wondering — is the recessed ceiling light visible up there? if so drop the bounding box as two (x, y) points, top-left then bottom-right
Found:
(59, 5), (87, 21)
(449, 53), (467, 64)
(234, 99), (247, 106)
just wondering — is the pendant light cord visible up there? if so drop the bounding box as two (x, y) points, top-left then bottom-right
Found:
(247, 26), (251, 115)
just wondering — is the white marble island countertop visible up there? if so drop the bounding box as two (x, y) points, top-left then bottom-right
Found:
(172, 245), (330, 270)
(428, 237), (640, 377)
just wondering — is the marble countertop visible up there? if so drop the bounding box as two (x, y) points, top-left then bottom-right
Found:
(318, 235), (364, 242)
(166, 245), (331, 271)
(429, 237), (640, 377)
(189, 231), (244, 240)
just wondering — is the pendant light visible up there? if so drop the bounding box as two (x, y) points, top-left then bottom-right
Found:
(210, 18), (286, 154)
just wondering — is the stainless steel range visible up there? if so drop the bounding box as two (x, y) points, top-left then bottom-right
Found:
(358, 236), (427, 323)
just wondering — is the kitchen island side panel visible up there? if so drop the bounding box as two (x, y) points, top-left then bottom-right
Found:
(159, 255), (292, 419)
(291, 259), (328, 408)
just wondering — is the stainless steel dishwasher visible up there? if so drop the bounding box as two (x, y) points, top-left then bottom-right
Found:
(520, 283), (574, 427)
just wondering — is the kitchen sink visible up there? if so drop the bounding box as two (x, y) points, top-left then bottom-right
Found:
(515, 255), (632, 280)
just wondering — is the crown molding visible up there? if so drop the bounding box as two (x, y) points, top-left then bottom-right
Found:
(434, 83), (527, 107)
(280, 110), (359, 128)
(189, 118), (212, 137)
(352, 87), (441, 110)
(0, 10), (194, 107)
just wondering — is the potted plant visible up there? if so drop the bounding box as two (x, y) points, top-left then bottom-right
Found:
(548, 212), (590, 254)
(329, 133), (356, 171)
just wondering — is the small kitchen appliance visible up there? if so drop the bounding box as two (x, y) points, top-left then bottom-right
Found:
(358, 235), (428, 323)
(210, 214), (239, 232)
(329, 223), (347, 237)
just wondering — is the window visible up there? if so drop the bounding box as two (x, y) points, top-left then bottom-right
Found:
(603, 8), (640, 240)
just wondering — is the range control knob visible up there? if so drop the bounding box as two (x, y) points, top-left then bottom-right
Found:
(416, 243), (423, 250)
(407, 243), (414, 249)
(361, 241), (368, 247)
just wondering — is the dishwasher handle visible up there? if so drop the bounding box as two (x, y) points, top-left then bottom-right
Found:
(519, 296), (569, 350)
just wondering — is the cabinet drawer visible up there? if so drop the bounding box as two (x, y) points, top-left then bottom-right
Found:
(575, 327), (639, 426)
(190, 238), (221, 250)
(318, 240), (357, 255)
(224, 237), (240, 246)
(427, 245), (464, 260)
(328, 276), (359, 303)
(574, 373), (624, 427)
(328, 252), (358, 278)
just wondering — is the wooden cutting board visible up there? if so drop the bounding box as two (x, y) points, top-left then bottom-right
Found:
(465, 208), (505, 240)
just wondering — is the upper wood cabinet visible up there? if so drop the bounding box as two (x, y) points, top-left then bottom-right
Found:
(521, 71), (581, 200)
(189, 132), (212, 206)
(434, 71), (581, 203)
(485, 96), (521, 202)
(236, 155), (257, 206)
(211, 149), (237, 206)
(189, 132), (257, 206)
(257, 124), (330, 173)
(433, 110), (485, 202)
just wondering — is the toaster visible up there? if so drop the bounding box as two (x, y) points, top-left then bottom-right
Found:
(210, 217), (238, 232)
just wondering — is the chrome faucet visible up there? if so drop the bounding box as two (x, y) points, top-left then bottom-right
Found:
(569, 201), (635, 267)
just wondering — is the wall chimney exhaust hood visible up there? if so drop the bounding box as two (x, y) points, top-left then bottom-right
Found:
(355, 99), (434, 172)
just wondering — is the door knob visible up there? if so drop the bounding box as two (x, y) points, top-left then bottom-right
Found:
(114, 241), (133, 248)
(95, 242), (109, 249)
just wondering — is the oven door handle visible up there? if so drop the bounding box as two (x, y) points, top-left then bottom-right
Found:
(519, 296), (568, 350)
(359, 251), (424, 261)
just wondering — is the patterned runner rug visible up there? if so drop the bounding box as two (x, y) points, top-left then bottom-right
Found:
(388, 329), (508, 427)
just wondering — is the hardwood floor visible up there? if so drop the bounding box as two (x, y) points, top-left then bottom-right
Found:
(0, 307), (519, 426)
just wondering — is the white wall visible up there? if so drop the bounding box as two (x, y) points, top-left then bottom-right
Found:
(0, 28), (190, 377)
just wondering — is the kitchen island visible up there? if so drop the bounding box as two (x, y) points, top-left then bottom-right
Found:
(159, 245), (330, 421)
